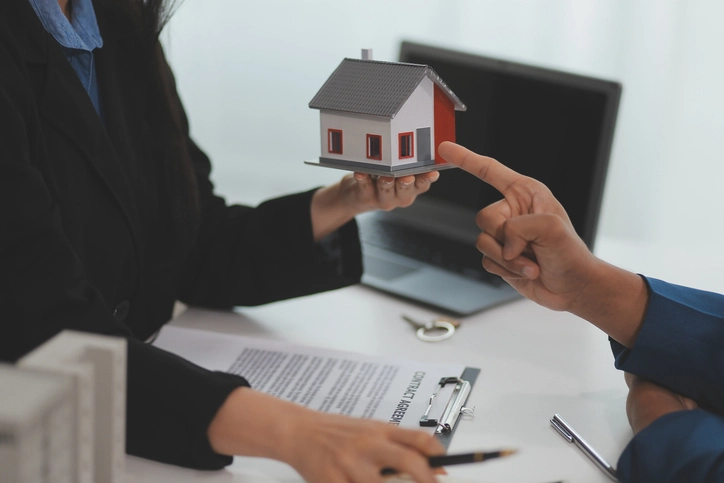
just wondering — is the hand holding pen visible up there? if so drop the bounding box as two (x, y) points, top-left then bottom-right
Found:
(381, 449), (517, 476)
(382, 449), (566, 483)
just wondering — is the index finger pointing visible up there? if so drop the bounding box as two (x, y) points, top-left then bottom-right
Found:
(438, 141), (521, 194)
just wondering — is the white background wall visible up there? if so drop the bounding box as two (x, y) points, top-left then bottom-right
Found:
(161, 0), (724, 286)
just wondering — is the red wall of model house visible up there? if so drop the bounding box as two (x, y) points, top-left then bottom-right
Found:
(433, 84), (456, 164)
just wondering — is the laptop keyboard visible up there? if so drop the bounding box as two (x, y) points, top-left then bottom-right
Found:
(359, 219), (504, 286)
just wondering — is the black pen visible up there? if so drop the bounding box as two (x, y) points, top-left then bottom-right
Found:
(381, 449), (517, 475)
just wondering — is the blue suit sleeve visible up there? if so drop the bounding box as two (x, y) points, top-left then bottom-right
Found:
(610, 276), (724, 482)
(611, 276), (724, 413)
(617, 409), (724, 483)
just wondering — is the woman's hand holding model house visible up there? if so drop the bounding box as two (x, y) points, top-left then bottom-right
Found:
(311, 171), (439, 241)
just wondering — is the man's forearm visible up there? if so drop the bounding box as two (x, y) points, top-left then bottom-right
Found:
(625, 375), (697, 434)
(569, 260), (649, 348)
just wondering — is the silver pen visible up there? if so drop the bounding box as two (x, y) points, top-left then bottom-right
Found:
(550, 414), (618, 481)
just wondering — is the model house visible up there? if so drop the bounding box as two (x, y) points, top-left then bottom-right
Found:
(308, 50), (466, 176)
(18, 331), (127, 483)
(0, 365), (73, 483)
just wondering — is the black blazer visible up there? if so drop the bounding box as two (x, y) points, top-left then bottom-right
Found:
(0, 0), (362, 469)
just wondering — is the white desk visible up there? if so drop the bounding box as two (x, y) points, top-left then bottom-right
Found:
(124, 272), (633, 483)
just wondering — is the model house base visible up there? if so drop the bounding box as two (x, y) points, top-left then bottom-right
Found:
(304, 159), (457, 177)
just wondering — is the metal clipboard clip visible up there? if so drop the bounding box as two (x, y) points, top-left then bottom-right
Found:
(419, 376), (474, 434)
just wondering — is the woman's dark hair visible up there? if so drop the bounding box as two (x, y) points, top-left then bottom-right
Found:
(112, 0), (182, 46)
(140, 0), (182, 44)
(147, 0), (201, 251)
(113, 0), (201, 259)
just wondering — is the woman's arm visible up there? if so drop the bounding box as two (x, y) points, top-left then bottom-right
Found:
(208, 387), (445, 483)
(149, 52), (366, 308)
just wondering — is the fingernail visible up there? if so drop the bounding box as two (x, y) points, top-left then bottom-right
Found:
(354, 173), (366, 180)
(521, 266), (535, 279)
(401, 180), (413, 186)
(381, 179), (393, 185)
(429, 172), (440, 181)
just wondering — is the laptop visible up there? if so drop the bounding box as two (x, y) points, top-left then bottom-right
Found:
(357, 41), (622, 316)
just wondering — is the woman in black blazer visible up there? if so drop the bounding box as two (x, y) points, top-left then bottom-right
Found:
(0, 0), (444, 481)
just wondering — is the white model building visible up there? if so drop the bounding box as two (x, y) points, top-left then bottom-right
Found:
(308, 49), (466, 176)
(0, 364), (74, 483)
(19, 331), (127, 483)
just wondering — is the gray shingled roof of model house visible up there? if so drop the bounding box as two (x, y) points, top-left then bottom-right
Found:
(309, 59), (466, 118)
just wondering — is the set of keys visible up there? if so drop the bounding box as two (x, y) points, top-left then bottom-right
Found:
(400, 315), (461, 342)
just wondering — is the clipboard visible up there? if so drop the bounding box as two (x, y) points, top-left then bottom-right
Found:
(153, 324), (479, 449)
(419, 367), (479, 449)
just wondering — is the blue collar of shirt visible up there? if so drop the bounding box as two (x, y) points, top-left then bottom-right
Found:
(28, 0), (103, 52)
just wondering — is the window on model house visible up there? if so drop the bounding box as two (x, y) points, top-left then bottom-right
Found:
(366, 134), (382, 160)
(399, 132), (414, 159)
(328, 129), (343, 154)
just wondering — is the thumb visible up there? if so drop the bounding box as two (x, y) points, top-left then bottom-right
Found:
(353, 172), (373, 187)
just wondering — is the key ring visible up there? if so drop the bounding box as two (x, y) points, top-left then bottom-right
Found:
(402, 315), (460, 342)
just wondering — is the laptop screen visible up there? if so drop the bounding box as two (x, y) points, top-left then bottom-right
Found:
(399, 42), (622, 249)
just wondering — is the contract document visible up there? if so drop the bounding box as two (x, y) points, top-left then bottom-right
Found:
(154, 325), (474, 432)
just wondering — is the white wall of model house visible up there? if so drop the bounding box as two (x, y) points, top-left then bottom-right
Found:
(389, 77), (435, 165)
(319, 112), (390, 164)
(318, 77), (435, 168)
